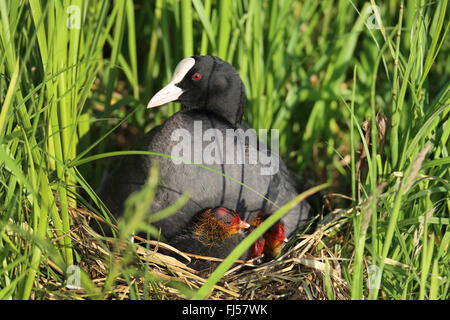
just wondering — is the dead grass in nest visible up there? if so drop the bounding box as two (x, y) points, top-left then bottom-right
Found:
(43, 206), (352, 300)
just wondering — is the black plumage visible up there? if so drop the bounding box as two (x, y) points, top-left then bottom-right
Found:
(98, 55), (312, 242)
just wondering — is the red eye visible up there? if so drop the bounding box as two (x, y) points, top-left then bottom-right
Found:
(192, 73), (201, 80)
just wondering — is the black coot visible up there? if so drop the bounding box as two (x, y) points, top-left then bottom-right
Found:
(99, 55), (311, 241)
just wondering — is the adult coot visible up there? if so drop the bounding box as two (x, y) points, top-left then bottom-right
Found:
(98, 55), (311, 241)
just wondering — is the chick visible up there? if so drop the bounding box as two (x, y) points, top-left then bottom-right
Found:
(169, 207), (250, 271)
(247, 212), (288, 262)
(263, 219), (288, 259)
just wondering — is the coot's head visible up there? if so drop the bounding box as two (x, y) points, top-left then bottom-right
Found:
(147, 56), (246, 126)
(263, 221), (287, 259)
(248, 212), (287, 260)
(193, 207), (250, 246)
(248, 231), (265, 259)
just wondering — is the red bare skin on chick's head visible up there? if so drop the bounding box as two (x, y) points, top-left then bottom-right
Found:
(247, 212), (288, 262)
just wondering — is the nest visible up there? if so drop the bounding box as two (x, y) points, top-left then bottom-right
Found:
(42, 205), (352, 300)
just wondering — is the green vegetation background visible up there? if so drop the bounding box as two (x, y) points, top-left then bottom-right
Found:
(0, 0), (448, 299)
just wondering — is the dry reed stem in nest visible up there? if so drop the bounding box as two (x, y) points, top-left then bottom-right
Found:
(39, 205), (352, 299)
